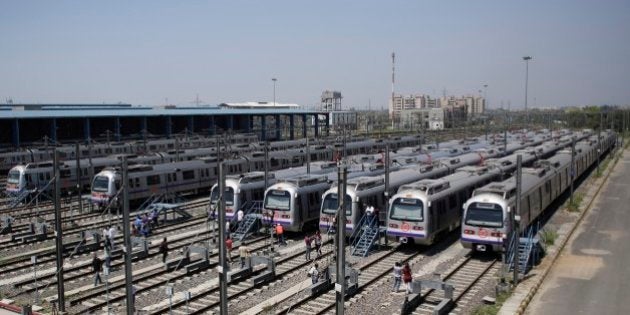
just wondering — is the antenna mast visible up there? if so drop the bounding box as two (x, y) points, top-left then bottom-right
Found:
(391, 52), (395, 128)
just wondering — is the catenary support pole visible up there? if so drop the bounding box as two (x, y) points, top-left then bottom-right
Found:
(570, 138), (576, 205)
(264, 141), (269, 188)
(598, 112), (602, 174)
(306, 137), (311, 175)
(384, 143), (390, 199)
(218, 162), (228, 315)
(514, 154), (522, 285)
(75, 142), (83, 214)
(122, 157), (134, 315)
(53, 150), (66, 312)
(336, 164), (347, 315)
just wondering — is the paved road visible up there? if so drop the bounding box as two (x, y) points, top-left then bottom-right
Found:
(527, 150), (630, 315)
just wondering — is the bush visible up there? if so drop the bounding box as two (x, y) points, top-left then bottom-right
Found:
(472, 292), (511, 315)
(540, 228), (558, 246)
(567, 192), (584, 212)
(261, 304), (275, 314)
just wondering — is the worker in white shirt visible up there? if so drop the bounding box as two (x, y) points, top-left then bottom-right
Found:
(237, 209), (244, 223)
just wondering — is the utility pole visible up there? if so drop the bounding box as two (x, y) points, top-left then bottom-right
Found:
(53, 150), (66, 313)
(264, 141), (269, 188)
(503, 114), (508, 156)
(570, 138), (575, 206)
(513, 154), (522, 286)
(218, 162), (228, 315)
(598, 112), (602, 174)
(335, 163), (348, 315)
(75, 142), (83, 214)
(484, 117), (488, 141)
(306, 137), (311, 175)
(122, 156), (134, 315)
(384, 143), (390, 199)
(88, 142), (94, 196)
(175, 137), (180, 162)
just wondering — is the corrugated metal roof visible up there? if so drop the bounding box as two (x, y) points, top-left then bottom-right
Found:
(0, 107), (321, 119)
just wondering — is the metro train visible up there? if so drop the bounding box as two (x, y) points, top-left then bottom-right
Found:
(0, 133), (261, 172)
(261, 136), (515, 234)
(9, 134), (425, 197)
(385, 132), (589, 246)
(460, 130), (616, 252)
(318, 142), (520, 235)
(209, 161), (388, 219)
(89, 138), (419, 208)
(318, 164), (452, 234)
(5, 148), (224, 195)
(260, 161), (404, 232)
(314, 132), (557, 236)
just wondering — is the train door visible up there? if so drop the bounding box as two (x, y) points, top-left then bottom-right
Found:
(447, 194), (458, 231)
(307, 192), (320, 221)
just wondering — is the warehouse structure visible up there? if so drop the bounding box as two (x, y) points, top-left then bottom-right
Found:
(0, 103), (329, 148)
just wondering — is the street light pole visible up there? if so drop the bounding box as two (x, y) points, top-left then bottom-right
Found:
(483, 84), (489, 115)
(272, 78), (277, 107)
(523, 56), (532, 125)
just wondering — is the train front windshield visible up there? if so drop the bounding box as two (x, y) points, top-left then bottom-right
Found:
(321, 193), (352, 215)
(390, 198), (424, 221)
(210, 187), (235, 206)
(7, 170), (20, 184)
(464, 202), (503, 227)
(264, 190), (291, 210)
(92, 176), (110, 192)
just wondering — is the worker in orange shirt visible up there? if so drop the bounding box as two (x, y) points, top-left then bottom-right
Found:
(275, 224), (286, 245)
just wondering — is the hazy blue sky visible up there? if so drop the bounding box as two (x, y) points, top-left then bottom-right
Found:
(1, 1), (629, 109)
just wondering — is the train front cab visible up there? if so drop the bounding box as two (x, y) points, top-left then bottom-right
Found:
(386, 194), (428, 245)
(209, 184), (237, 219)
(262, 187), (296, 230)
(90, 173), (118, 206)
(461, 195), (508, 252)
(6, 166), (24, 193)
(319, 191), (352, 233)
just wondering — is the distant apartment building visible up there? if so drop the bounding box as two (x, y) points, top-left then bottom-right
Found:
(398, 108), (445, 130)
(390, 93), (484, 129)
(438, 95), (485, 116)
(389, 94), (438, 120)
(320, 90), (358, 132)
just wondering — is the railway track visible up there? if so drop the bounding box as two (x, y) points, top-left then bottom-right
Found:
(10, 223), (217, 294)
(278, 244), (419, 315)
(143, 240), (334, 314)
(0, 199), (209, 275)
(409, 255), (499, 315)
(72, 236), (273, 314)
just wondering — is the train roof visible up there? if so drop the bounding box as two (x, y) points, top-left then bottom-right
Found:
(276, 174), (329, 187)
(226, 171), (275, 183)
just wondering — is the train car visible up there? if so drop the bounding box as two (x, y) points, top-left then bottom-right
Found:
(0, 133), (259, 172)
(386, 166), (499, 245)
(210, 172), (276, 219)
(91, 157), (220, 206)
(208, 162), (346, 219)
(260, 161), (396, 232)
(6, 147), (222, 195)
(319, 164), (450, 234)
(262, 174), (330, 232)
(460, 131), (616, 252)
(5, 156), (154, 195)
(386, 133), (585, 246)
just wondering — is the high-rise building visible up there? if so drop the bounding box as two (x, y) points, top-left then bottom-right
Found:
(321, 90), (342, 112)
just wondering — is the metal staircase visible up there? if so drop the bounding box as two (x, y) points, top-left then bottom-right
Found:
(231, 201), (263, 241)
(141, 193), (192, 222)
(351, 213), (380, 257)
(507, 225), (539, 275)
(8, 189), (31, 208)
